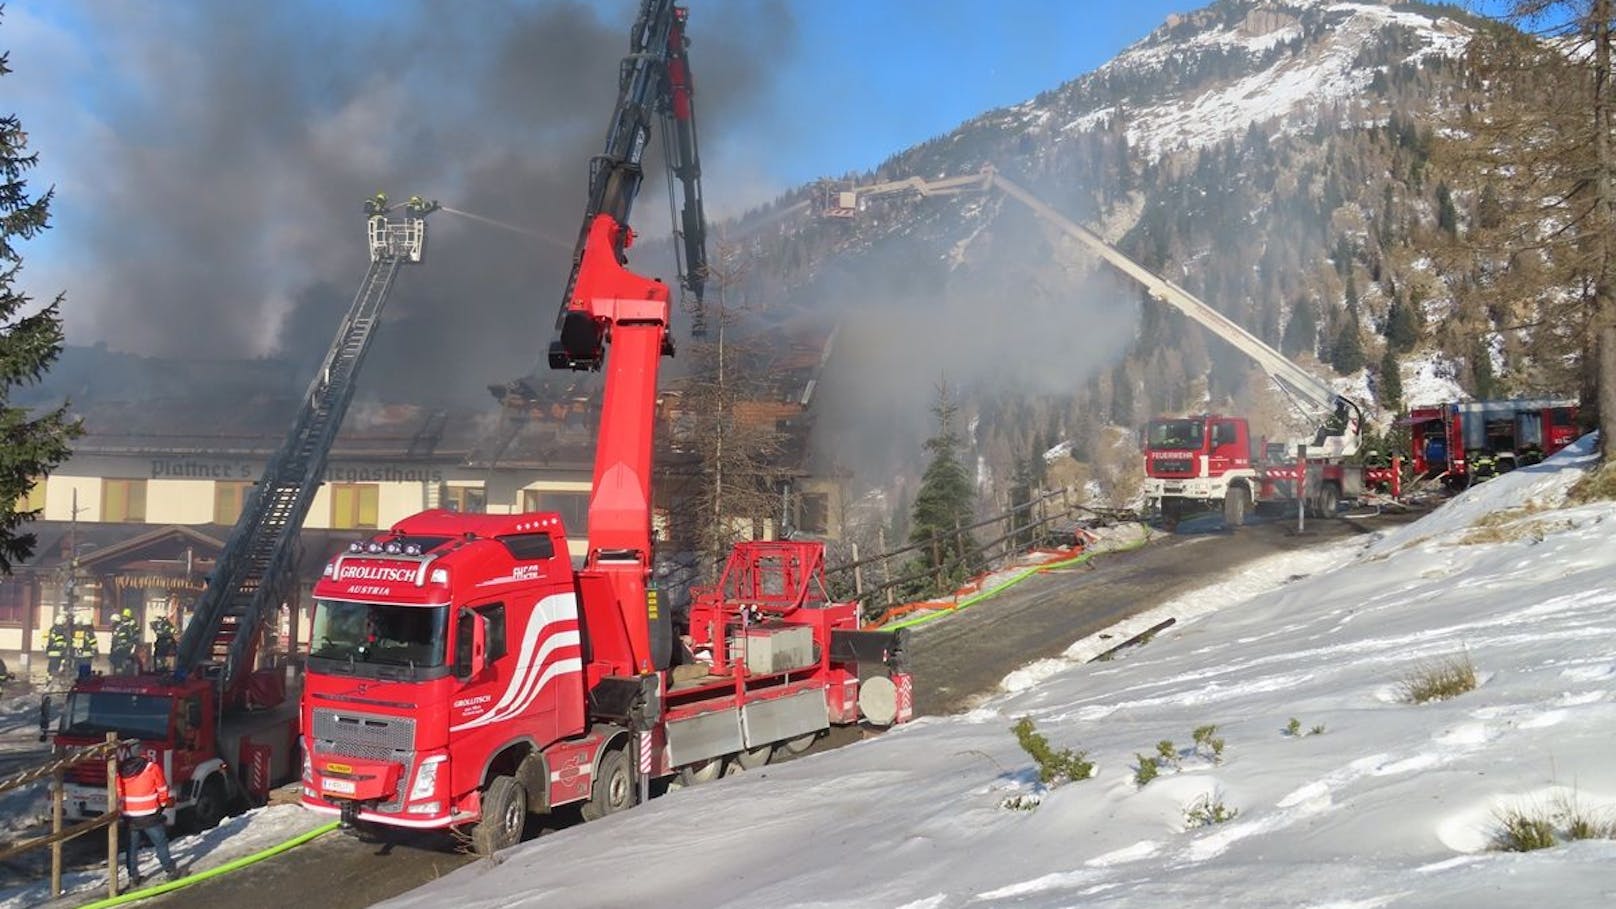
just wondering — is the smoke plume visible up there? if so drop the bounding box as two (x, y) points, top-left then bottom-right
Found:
(49, 0), (792, 405)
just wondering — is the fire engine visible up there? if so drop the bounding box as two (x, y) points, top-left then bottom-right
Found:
(299, 0), (910, 855)
(820, 165), (1392, 528)
(52, 202), (436, 830)
(1408, 398), (1579, 487)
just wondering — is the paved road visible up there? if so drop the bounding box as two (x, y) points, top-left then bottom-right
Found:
(148, 507), (1424, 909)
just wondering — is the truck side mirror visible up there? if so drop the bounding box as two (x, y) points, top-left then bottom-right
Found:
(454, 609), (488, 680)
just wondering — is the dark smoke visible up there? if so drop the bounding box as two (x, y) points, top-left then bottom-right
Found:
(59, 0), (793, 406)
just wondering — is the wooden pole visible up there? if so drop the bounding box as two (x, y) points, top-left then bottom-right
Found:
(106, 731), (119, 897)
(877, 529), (895, 606)
(50, 766), (63, 897)
(850, 543), (864, 600)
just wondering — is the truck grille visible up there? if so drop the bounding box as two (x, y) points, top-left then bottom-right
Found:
(311, 708), (416, 810)
(1151, 458), (1193, 475)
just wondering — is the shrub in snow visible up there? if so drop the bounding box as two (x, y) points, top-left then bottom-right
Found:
(1184, 793), (1240, 828)
(1491, 808), (1557, 852)
(1011, 716), (1094, 785)
(1310, 724), (1327, 736)
(1284, 717), (1302, 737)
(1192, 724), (1225, 763)
(1133, 755), (1159, 788)
(1156, 739), (1179, 767)
(1000, 794), (1042, 812)
(1397, 652), (1478, 704)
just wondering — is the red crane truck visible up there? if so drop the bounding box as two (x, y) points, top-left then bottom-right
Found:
(299, 0), (911, 855)
(53, 203), (435, 830)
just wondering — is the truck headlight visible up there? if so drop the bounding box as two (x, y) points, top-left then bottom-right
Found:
(409, 757), (446, 800)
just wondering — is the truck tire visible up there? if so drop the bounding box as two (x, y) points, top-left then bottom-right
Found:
(471, 775), (526, 856)
(1316, 483), (1339, 518)
(734, 744), (773, 770)
(677, 757), (722, 786)
(581, 749), (632, 821)
(780, 732), (820, 756)
(185, 775), (228, 834)
(1222, 486), (1249, 528)
(1161, 499), (1182, 532)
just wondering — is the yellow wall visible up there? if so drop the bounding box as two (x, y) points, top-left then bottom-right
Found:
(147, 480), (215, 524)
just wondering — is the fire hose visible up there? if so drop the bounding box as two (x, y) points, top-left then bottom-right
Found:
(74, 820), (339, 909)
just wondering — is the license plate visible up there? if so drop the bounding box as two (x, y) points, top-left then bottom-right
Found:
(322, 778), (356, 795)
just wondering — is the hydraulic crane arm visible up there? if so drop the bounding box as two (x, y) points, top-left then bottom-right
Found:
(552, 0), (707, 371)
(541, 1), (711, 678)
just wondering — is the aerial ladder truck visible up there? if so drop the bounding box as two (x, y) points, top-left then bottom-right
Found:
(828, 165), (1391, 527)
(300, 0), (909, 855)
(52, 199), (436, 832)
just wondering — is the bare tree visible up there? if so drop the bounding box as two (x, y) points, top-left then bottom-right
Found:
(1454, 1), (1616, 462)
(665, 244), (787, 578)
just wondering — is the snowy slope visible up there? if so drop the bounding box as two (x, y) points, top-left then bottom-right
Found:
(378, 435), (1616, 909)
(1000, 0), (1475, 160)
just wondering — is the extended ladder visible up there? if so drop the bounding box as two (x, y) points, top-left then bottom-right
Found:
(174, 203), (433, 701)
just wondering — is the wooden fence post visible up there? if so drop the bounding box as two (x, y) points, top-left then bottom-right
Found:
(106, 731), (119, 897)
(50, 765), (62, 898)
(877, 529), (895, 606)
(850, 543), (864, 601)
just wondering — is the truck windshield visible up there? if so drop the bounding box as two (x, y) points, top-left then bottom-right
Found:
(60, 692), (172, 740)
(309, 600), (448, 668)
(1145, 419), (1204, 451)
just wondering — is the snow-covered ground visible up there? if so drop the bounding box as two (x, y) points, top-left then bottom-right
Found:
(371, 435), (1616, 909)
(0, 801), (327, 909)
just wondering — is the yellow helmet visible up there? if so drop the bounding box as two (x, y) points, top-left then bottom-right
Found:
(121, 608), (133, 618)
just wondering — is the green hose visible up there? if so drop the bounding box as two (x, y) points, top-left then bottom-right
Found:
(74, 820), (339, 909)
(887, 534), (1152, 631)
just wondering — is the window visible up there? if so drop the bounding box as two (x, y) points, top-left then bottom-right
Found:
(0, 580), (27, 626)
(330, 484), (380, 529)
(454, 602), (508, 675)
(309, 599), (448, 667)
(103, 479), (147, 523)
(14, 478), (45, 514)
(797, 493), (830, 535)
(442, 485), (487, 514)
(215, 481), (253, 525)
(521, 490), (588, 533)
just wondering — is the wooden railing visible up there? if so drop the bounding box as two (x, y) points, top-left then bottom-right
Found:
(0, 731), (124, 900)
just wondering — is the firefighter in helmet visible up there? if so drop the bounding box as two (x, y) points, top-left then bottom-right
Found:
(365, 192), (389, 215)
(70, 622), (98, 675)
(150, 616), (178, 673)
(45, 617), (70, 676)
(111, 607), (140, 675)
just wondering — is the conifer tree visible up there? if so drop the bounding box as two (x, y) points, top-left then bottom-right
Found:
(1379, 346), (1404, 411)
(908, 381), (980, 595)
(0, 34), (81, 573)
(1282, 297), (1318, 360)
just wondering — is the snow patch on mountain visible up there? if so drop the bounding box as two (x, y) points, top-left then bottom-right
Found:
(1051, 1), (1473, 159)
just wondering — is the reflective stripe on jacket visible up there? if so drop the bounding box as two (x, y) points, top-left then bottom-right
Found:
(117, 760), (171, 817)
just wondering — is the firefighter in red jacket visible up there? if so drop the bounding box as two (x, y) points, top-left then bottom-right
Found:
(117, 741), (181, 887)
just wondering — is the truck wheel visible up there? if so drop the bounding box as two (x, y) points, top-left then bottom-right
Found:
(1316, 484), (1340, 518)
(1222, 487), (1250, 528)
(185, 776), (228, 834)
(780, 732), (820, 756)
(1161, 499), (1182, 532)
(677, 757), (722, 786)
(734, 744), (773, 770)
(581, 749), (632, 821)
(471, 776), (526, 856)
